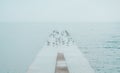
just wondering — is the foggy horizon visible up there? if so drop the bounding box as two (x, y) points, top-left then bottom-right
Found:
(0, 0), (120, 73)
(0, 0), (120, 23)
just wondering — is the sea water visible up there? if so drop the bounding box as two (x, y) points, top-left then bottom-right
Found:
(0, 23), (120, 73)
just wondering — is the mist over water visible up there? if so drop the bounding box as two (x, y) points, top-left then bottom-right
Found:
(0, 23), (120, 73)
(1, 0), (120, 72)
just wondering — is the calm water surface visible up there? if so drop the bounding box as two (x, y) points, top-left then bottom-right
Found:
(0, 23), (120, 73)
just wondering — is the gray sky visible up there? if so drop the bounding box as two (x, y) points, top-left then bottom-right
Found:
(0, 0), (120, 23)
